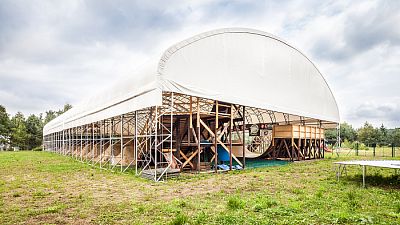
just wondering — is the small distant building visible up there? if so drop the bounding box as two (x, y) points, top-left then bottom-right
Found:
(0, 135), (11, 151)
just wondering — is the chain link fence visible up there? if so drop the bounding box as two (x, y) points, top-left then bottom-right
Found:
(333, 144), (399, 158)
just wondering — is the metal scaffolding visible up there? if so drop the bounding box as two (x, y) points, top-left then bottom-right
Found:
(43, 91), (337, 181)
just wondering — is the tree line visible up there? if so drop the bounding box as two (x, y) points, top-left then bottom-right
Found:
(1, 104), (399, 151)
(325, 122), (400, 149)
(0, 104), (72, 150)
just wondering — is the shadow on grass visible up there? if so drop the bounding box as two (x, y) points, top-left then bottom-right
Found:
(344, 174), (400, 189)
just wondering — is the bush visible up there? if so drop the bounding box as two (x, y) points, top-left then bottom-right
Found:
(395, 202), (400, 214)
(350, 142), (368, 150)
(170, 213), (188, 225)
(193, 211), (207, 225)
(32, 147), (42, 151)
(346, 192), (360, 211)
(342, 139), (352, 148)
(359, 143), (368, 150)
(227, 196), (245, 210)
(341, 140), (369, 150)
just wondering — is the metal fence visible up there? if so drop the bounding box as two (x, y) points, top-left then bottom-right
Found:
(334, 145), (399, 158)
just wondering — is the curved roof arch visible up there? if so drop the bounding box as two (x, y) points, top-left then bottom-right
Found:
(158, 28), (339, 122)
(44, 28), (339, 135)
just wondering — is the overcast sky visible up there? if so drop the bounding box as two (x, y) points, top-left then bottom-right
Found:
(0, 0), (399, 128)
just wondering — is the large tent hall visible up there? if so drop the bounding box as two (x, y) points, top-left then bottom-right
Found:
(43, 28), (339, 181)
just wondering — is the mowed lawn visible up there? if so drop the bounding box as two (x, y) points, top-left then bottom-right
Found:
(0, 151), (399, 224)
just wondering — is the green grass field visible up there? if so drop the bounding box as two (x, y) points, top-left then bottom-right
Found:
(1, 151), (400, 224)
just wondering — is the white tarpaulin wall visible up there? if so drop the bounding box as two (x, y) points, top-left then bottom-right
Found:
(44, 28), (339, 135)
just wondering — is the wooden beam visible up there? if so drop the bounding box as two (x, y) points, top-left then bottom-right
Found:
(197, 97), (201, 172)
(217, 124), (228, 141)
(181, 149), (200, 169)
(217, 141), (243, 167)
(199, 119), (215, 137)
(199, 114), (243, 167)
(283, 139), (291, 159)
(191, 127), (199, 145)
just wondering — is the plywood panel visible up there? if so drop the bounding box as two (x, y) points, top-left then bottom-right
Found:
(273, 124), (325, 139)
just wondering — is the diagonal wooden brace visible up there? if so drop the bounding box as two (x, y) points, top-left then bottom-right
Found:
(200, 119), (243, 167)
(181, 149), (201, 169)
(180, 150), (195, 169)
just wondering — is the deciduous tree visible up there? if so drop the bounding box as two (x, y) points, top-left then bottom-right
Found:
(0, 105), (11, 145)
(357, 122), (380, 146)
(26, 114), (44, 149)
(10, 112), (28, 149)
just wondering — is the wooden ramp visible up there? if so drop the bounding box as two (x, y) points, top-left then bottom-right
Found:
(230, 145), (262, 158)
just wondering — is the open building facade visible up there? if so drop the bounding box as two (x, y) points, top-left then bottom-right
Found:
(43, 28), (340, 181)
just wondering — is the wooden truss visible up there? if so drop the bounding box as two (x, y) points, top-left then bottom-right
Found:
(43, 91), (335, 181)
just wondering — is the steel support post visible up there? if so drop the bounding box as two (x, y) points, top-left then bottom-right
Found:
(135, 111), (138, 175)
(362, 165), (366, 188)
(110, 119), (113, 169)
(80, 125), (83, 162)
(242, 106), (246, 168)
(170, 92), (173, 172)
(69, 128), (71, 156)
(197, 97), (200, 173)
(92, 123), (94, 165)
(120, 115), (124, 172)
(100, 120), (103, 168)
(229, 104), (233, 170)
(214, 100), (218, 173)
(154, 106), (158, 181)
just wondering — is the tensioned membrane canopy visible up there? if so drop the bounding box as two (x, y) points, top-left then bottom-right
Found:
(44, 28), (339, 135)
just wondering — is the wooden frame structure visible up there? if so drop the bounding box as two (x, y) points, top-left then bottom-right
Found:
(43, 92), (335, 181)
(265, 125), (325, 161)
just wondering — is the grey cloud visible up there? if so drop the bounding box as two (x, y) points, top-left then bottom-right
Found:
(311, 1), (400, 61)
(0, 0), (191, 65)
(351, 102), (400, 127)
(311, 37), (351, 61)
(0, 75), (72, 115)
(200, 0), (267, 19)
(60, 1), (188, 47)
(0, 1), (28, 36)
(344, 1), (400, 51)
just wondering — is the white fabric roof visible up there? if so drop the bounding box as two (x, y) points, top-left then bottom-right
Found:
(44, 28), (339, 135)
